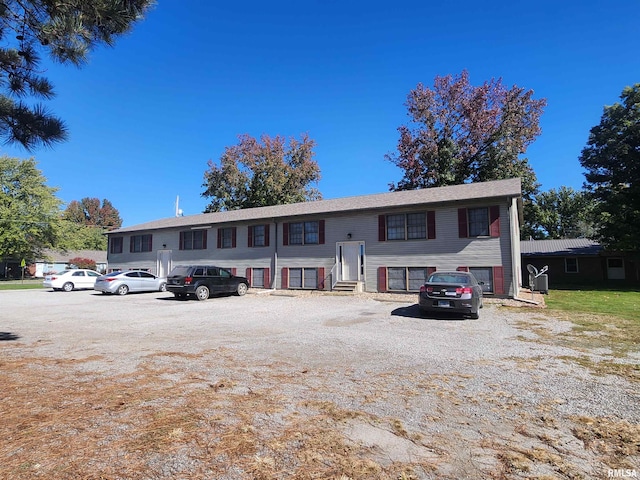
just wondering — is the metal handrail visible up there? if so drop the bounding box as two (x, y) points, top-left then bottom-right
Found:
(330, 262), (338, 290)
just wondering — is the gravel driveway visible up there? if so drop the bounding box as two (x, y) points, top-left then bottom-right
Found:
(1, 289), (638, 479)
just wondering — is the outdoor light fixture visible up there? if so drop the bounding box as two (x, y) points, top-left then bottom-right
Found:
(347, 233), (352, 239)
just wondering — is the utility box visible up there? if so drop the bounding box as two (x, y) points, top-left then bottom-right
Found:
(533, 274), (548, 294)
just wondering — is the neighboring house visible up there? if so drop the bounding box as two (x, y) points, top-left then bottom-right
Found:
(520, 238), (634, 286)
(105, 178), (523, 297)
(30, 249), (108, 277)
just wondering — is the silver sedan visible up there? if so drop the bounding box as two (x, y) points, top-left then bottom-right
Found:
(94, 271), (167, 295)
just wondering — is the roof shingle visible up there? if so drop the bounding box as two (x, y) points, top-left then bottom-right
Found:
(110, 178), (522, 234)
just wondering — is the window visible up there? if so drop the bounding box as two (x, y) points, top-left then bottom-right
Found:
(252, 268), (265, 288)
(565, 258), (579, 273)
(386, 214), (406, 240)
(288, 268), (317, 289)
(469, 267), (493, 293)
(380, 212), (434, 241)
(217, 227), (236, 249)
(110, 237), (123, 254)
(249, 225), (268, 247)
(180, 229), (207, 250)
(468, 208), (489, 237)
(387, 267), (428, 291)
(458, 206), (499, 238)
(130, 234), (152, 253)
(287, 221), (322, 245)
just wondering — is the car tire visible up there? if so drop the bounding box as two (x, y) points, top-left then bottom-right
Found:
(236, 283), (248, 296)
(62, 282), (74, 292)
(117, 284), (129, 296)
(159, 282), (167, 292)
(195, 285), (209, 301)
(470, 311), (480, 320)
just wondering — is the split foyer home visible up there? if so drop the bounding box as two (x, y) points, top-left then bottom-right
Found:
(105, 178), (523, 297)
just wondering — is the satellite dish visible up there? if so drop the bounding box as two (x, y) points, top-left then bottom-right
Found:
(527, 264), (538, 276)
(539, 265), (548, 275)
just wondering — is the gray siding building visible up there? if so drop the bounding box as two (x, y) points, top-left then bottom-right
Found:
(105, 178), (523, 297)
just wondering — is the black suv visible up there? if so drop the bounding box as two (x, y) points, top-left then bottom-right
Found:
(166, 265), (249, 301)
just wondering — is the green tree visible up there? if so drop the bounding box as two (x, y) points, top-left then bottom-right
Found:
(579, 84), (640, 251)
(0, 0), (154, 150)
(0, 156), (61, 260)
(63, 197), (122, 229)
(55, 220), (107, 251)
(202, 133), (322, 212)
(532, 187), (595, 239)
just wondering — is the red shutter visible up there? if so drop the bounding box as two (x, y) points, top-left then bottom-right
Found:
(264, 224), (270, 247)
(493, 266), (505, 294)
(231, 268), (237, 275)
(318, 267), (325, 290)
(378, 215), (386, 241)
(203, 230), (208, 249)
(457, 266), (469, 272)
(248, 226), (253, 247)
(427, 211), (436, 239)
(281, 268), (289, 289)
(458, 209), (468, 238)
(427, 267), (437, 277)
(246, 268), (252, 286)
(319, 220), (325, 244)
(264, 268), (270, 289)
(179, 232), (184, 250)
(283, 223), (289, 246)
(490, 206), (500, 238)
(378, 266), (387, 292)
(217, 229), (222, 249)
(231, 227), (237, 248)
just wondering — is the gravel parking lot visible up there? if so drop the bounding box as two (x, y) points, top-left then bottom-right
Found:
(1, 288), (638, 479)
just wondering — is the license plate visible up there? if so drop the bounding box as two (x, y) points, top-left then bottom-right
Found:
(438, 300), (450, 307)
(445, 291), (456, 296)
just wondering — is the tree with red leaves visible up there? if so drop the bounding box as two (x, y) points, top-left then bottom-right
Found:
(387, 70), (546, 195)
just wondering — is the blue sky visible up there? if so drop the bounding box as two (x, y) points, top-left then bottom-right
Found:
(2, 1), (639, 227)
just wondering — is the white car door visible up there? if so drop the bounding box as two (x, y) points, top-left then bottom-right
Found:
(71, 270), (88, 289)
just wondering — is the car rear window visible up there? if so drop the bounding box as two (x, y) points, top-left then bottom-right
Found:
(169, 266), (191, 276)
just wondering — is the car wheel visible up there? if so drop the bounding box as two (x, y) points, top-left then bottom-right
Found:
(236, 282), (248, 296)
(195, 285), (209, 301)
(117, 284), (129, 296)
(470, 311), (480, 320)
(159, 282), (167, 292)
(62, 282), (74, 292)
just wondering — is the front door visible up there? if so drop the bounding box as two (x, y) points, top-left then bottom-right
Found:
(157, 250), (172, 278)
(337, 241), (364, 282)
(607, 257), (625, 280)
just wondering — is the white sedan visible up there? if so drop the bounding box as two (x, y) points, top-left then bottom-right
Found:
(43, 269), (102, 292)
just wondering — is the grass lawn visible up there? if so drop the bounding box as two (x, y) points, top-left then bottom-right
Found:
(546, 287), (640, 322)
(544, 286), (640, 362)
(0, 280), (45, 290)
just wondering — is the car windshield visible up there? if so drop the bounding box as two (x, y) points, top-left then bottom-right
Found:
(169, 266), (191, 276)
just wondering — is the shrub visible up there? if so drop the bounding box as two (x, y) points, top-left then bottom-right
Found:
(68, 257), (96, 271)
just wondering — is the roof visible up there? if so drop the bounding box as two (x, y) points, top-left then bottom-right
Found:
(109, 178), (522, 234)
(38, 249), (108, 263)
(520, 238), (602, 256)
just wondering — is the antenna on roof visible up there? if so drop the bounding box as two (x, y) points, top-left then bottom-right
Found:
(175, 196), (183, 217)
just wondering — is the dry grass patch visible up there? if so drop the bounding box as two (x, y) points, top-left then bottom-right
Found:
(571, 416), (640, 468)
(1, 351), (439, 479)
